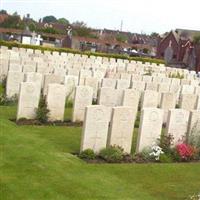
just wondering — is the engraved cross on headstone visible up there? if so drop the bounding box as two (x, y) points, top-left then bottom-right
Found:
(91, 130), (102, 151)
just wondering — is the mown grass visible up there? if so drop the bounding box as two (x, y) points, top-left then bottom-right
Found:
(1, 104), (200, 200)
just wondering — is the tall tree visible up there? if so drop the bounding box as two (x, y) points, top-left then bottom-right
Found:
(57, 18), (69, 25)
(72, 21), (87, 27)
(0, 15), (24, 29)
(42, 15), (57, 23)
(0, 10), (7, 14)
(151, 32), (159, 38)
(193, 35), (200, 44)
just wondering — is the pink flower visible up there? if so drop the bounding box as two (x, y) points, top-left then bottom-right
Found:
(176, 143), (195, 160)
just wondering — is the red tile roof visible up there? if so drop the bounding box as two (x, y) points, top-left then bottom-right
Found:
(0, 14), (9, 23)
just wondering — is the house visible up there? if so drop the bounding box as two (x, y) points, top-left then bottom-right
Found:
(0, 14), (9, 24)
(157, 29), (200, 72)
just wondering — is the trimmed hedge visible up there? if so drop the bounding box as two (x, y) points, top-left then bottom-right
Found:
(0, 40), (165, 65)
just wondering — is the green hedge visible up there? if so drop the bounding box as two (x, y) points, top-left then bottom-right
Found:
(0, 40), (165, 65)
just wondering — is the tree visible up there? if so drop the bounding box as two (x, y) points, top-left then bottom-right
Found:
(42, 27), (60, 34)
(73, 27), (91, 37)
(57, 18), (69, 25)
(193, 35), (200, 44)
(151, 32), (159, 38)
(143, 48), (149, 54)
(12, 11), (19, 16)
(116, 34), (128, 43)
(42, 15), (57, 23)
(72, 21), (87, 27)
(28, 22), (37, 31)
(0, 10), (7, 14)
(0, 15), (24, 29)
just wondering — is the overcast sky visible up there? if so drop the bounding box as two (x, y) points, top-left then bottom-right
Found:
(1, 0), (200, 34)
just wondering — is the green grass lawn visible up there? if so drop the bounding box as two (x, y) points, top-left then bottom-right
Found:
(1, 105), (200, 200)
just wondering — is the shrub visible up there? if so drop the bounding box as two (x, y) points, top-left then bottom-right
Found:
(135, 147), (155, 162)
(0, 93), (17, 106)
(79, 149), (95, 160)
(0, 78), (18, 106)
(159, 154), (173, 163)
(149, 145), (164, 161)
(175, 143), (197, 161)
(187, 193), (200, 200)
(99, 146), (124, 163)
(189, 123), (200, 147)
(36, 95), (50, 123)
(158, 134), (174, 154)
(188, 134), (200, 160)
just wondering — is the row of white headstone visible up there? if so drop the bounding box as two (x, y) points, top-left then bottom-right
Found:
(1, 46), (199, 79)
(16, 81), (200, 121)
(80, 105), (200, 154)
(6, 70), (200, 112)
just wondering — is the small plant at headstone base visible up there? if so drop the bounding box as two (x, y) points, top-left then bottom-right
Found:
(189, 138), (200, 160)
(79, 149), (96, 160)
(99, 145), (124, 163)
(159, 154), (173, 163)
(148, 144), (164, 161)
(134, 147), (154, 163)
(188, 122), (200, 146)
(187, 193), (200, 200)
(187, 126), (200, 160)
(0, 93), (17, 106)
(0, 78), (18, 106)
(157, 134), (174, 162)
(36, 95), (50, 123)
(175, 143), (197, 162)
(158, 134), (174, 154)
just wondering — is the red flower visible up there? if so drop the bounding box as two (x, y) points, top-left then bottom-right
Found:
(176, 143), (195, 160)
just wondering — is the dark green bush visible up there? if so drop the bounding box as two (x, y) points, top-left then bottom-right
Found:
(159, 154), (173, 163)
(136, 148), (155, 162)
(158, 134), (174, 154)
(99, 146), (124, 163)
(36, 95), (50, 123)
(0, 93), (17, 106)
(79, 149), (95, 160)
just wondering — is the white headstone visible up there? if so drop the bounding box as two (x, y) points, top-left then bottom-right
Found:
(136, 108), (163, 153)
(80, 105), (110, 153)
(46, 84), (66, 121)
(6, 71), (24, 98)
(72, 86), (93, 122)
(17, 82), (41, 120)
(166, 109), (190, 144)
(141, 90), (159, 108)
(108, 107), (135, 153)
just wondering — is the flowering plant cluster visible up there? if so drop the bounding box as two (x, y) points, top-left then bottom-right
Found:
(176, 143), (197, 161)
(188, 193), (200, 200)
(149, 145), (164, 161)
(135, 133), (200, 163)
